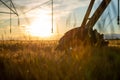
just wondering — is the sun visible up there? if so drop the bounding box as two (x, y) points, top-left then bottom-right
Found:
(26, 12), (53, 38)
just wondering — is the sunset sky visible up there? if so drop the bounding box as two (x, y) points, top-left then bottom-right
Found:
(0, 0), (119, 40)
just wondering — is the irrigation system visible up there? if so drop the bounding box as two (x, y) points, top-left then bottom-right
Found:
(0, 0), (20, 34)
(0, 0), (119, 35)
(0, 0), (54, 34)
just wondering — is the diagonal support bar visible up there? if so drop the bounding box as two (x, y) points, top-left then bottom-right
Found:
(25, 0), (51, 13)
(0, 0), (18, 16)
(86, 0), (111, 29)
(81, 0), (95, 28)
(9, 0), (18, 14)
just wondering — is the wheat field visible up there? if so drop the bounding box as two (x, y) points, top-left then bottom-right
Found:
(0, 40), (120, 80)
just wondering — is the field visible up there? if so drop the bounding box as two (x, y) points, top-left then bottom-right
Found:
(109, 40), (120, 47)
(0, 40), (120, 80)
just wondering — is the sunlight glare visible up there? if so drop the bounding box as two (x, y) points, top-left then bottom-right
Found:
(26, 12), (53, 38)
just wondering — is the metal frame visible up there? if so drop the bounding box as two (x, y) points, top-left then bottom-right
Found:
(0, 0), (19, 33)
(82, 0), (111, 29)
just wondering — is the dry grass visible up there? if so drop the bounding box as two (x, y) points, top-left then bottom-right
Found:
(0, 40), (120, 80)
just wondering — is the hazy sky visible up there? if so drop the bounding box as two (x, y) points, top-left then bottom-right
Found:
(0, 0), (119, 40)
